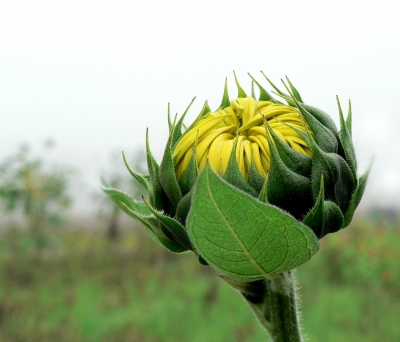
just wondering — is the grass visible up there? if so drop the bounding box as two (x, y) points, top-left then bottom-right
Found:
(0, 217), (399, 341)
(297, 218), (400, 341)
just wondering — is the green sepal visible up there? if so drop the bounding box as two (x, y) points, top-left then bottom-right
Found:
(122, 152), (150, 192)
(143, 199), (191, 251)
(101, 178), (185, 252)
(234, 71), (247, 98)
(159, 123), (182, 214)
(146, 130), (164, 210)
(265, 125), (313, 219)
(176, 101), (211, 147)
(187, 165), (320, 281)
(301, 102), (344, 159)
(285, 76), (303, 103)
(218, 78), (230, 109)
(248, 73), (274, 101)
(117, 200), (187, 253)
(200, 101), (212, 117)
(346, 100), (353, 135)
(251, 81), (256, 99)
(342, 165), (371, 228)
(100, 177), (151, 216)
(301, 103), (339, 139)
(303, 174), (344, 239)
(274, 119), (310, 148)
(278, 80), (338, 153)
(261, 71), (295, 106)
(167, 103), (172, 133)
(171, 97), (196, 147)
(308, 133), (356, 212)
(177, 151), (198, 196)
(248, 160), (266, 194)
(223, 138), (258, 197)
(265, 120), (312, 177)
(219, 275), (266, 304)
(337, 97), (357, 182)
(291, 99), (338, 154)
(258, 181), (268, 203)
(176, 188), (193, 225)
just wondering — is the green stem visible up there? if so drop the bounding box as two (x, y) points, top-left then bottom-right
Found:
(246, 301), (274, 336)
(245, 270), (303, 342)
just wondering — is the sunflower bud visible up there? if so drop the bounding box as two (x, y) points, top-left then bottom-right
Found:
(102, 73), (369, 280)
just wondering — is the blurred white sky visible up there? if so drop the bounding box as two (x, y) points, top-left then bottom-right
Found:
(1, 0), (399, 213)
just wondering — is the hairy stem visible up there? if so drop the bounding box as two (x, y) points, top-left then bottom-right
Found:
(245, 270), (303, 342)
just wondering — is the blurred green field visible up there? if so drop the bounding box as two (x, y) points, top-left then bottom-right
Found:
(0, 217), (399, 342)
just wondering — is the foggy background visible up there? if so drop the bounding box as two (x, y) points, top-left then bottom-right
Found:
(1, 0), (399, 216)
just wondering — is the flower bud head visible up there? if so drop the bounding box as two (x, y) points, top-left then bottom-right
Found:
(173, 97), (311, 181)
(102, 72), (370, 264)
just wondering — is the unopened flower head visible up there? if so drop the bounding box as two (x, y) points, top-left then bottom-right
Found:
(173, 97), (311, 180)
(102, 72), (370, 260)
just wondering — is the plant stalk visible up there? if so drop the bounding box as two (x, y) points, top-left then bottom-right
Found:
(245, 270), (303, 342)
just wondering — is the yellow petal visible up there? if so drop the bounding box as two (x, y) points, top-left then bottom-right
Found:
(242, 139), (253, 172)
(219, 139), (234, 174)
(208, 133), (234, 173)
(235, 136), (246, 178)
(248, 135), (270, 160)
(251, 143), (266, 177)
(173, 114), (229, 162)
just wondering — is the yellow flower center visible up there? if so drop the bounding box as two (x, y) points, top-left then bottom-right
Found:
(173, 97), (312, 180)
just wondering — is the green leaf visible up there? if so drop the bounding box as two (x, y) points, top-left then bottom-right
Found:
(303, 174), (344, 238)
(122, 152), (150, 192)
(198, 255), (208, 265)
(117, 201), (187, 253)
(100, 177), (150, 216)
(219, 275), (265, 295)
(143, 199), (191, 251)
(187, 165), (319, 282)
(342, 165), (371, 228)
(101, 178), (186, 253)
(219, 275), (266, 303)
(234, 71), (247, 98)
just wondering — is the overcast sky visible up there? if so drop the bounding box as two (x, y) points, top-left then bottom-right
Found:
(1, 0), (399, 214)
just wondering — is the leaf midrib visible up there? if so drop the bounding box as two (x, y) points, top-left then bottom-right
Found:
(205, 169), (272, 279)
